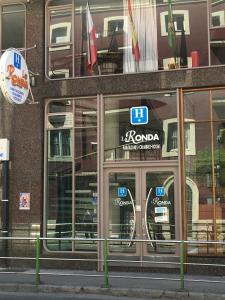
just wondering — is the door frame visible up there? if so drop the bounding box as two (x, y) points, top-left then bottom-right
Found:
(102, 161), (180, 258)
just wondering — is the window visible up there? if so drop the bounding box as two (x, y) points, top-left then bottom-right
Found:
(211, 11), (225, 27)
(49, 130), (71, 158)
(162, 118), (196, 157)
(2, 4), (25, 50)
(50, 22), (72, 50)
(49, 7), (72, 51)
(46, 0), (211, 78)
(45, 99), (97, 252)
(160, 10), (190, 36)
(103, 16), (127, 37)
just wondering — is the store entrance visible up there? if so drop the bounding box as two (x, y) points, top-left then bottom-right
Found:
(104, 165), (180, 257)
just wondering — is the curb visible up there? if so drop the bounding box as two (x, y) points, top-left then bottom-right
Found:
(0, 284), (225, 299)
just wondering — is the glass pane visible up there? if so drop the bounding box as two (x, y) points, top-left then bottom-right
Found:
(108, 172), (136, 253)
(49, 9), (72, 45)
(2, 4), (24, 13)
(145, 172), (175, 254)
(210, 27), (225, 65)
(49, 100), (73, 113)
(210, 0), (225, 27)
(46, 160), (72, 251)
(48, 0), (212, 79)
(184, 91), (210, 121)
(104, 92), (177, 161)
(49, 130), (72, 158)
(185, 122), (214, 254)
(210, 0), (225, 64)
(48, 7), (73, 77)
(2, 11), (25, 49)
(214, 121), (225, 253)
(74, 172), (97, 251)
(212, 90), (225, 121)
(49, 0), (72, 6)
(74, 99), (97, 251)
(48, 49), (73, 78)
(48, 114), (73, 129)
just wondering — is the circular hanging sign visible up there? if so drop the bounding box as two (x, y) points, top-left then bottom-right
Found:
(0, 48), (30, 104)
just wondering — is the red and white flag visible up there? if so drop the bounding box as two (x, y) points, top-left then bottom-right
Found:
(128, 0), (140, 62)
(86, 3), (97, 71)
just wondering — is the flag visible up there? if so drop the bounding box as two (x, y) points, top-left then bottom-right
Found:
(127, 0), (140, 62)
(167, 0), (177, 62)
(179, 23), (187, 68)
(86, 3), (97, 71)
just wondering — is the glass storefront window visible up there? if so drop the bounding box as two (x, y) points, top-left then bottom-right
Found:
(184, 89), (225, 254)
(47, 0), (217, 79)
(104, 92), (178, 161)
(184, 91), (210, 121)
(212, 90), (225, 253)
(45, 98), (97, 252)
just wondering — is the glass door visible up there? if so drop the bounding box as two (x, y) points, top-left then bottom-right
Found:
(141, 167), (179, 255)
(106, 169), (138, 254)
(105, 166), (179, 256)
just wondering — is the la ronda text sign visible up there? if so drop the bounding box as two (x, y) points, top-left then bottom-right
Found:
(121, 129), (162, 150)
(0, 48), (30, 104)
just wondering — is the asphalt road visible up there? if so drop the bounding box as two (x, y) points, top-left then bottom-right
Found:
(0, 292), (163, 300)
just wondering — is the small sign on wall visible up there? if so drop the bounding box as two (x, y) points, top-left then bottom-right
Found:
(154, 206), (169, 223)
(19, 193), (30, 210)
(0, 139), (9, 161)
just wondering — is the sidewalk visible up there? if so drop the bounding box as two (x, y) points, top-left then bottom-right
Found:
(0, 269), (225, 299)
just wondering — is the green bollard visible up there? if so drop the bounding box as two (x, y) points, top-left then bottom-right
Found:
(180, 240), (185, 290)
(35, 236), (41, 286)
(103, 239), (109, 288)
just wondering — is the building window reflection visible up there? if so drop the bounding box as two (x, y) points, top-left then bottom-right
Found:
(46, 0), (223, 78)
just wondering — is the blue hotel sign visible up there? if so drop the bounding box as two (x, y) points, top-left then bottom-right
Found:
(14, 52), (21, 70)
(156, 187), (165, 197)
(130, 106), (148, 125)
(118, 187), (127, 198)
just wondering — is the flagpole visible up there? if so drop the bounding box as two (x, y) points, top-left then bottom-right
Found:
(80, 6), (85, 76)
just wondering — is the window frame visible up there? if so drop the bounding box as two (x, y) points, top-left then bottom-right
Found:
(162, 117), (196, 157)
(49, 21), (72, 51)
(103, 16), (128, 37)
(160, 10), (190, 36)
(48, 129), (72, 161)
(46, 2), (74, 79)
(211, 10), (225, 27)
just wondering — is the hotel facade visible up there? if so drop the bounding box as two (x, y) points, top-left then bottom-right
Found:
(1, 0), (225, 267)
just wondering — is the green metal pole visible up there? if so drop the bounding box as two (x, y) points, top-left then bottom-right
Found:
(180, 240), (185, 290)
(103, 238), (109, 288)
(35, 236), (41, 286)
